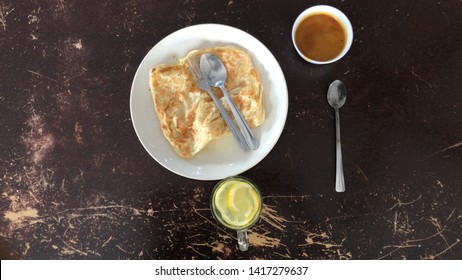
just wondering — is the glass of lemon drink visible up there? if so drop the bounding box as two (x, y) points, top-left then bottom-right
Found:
(211, 176), (262, 251)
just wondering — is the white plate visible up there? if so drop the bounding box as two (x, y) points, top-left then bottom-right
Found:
(130, 24), (288, 181)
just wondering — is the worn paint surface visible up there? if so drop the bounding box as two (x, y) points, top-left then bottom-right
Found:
(0, 0), (461, 259)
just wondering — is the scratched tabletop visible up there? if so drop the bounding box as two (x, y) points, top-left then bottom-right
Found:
(1, 0), (461, 259)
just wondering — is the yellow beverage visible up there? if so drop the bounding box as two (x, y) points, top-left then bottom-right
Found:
(211, 177), (262, 230)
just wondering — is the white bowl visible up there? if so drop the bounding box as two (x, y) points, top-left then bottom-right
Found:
(292, 5), (353, 64)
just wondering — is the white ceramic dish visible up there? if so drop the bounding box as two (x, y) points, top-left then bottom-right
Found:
(130, 24), (288, 181)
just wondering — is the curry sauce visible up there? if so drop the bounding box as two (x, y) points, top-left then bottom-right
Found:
(294, 13), (346, 62)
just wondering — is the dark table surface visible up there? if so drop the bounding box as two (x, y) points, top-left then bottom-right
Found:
(1, 0), (461, 260)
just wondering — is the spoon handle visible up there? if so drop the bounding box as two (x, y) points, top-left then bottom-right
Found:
(219, 85), (260, 150)
(335, 109), (345, 192)
(207, 89), (249, 151)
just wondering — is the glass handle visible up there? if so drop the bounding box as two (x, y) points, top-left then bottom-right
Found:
(237, 230), (249, 251)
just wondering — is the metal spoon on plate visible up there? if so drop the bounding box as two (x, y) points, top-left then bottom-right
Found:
(327, 80), (347, 192)
(200, 53), (260, 150)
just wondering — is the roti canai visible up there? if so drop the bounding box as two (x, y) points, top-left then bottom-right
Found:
(149, 46), (264, 158)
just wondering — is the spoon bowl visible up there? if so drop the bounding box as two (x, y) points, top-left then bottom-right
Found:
(327, 80), (347, 109)
(200, 53), (228, 87)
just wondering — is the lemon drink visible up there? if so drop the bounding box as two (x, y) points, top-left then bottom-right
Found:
(211, 177), (262, 251)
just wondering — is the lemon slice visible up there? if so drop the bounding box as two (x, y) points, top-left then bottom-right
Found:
(214, 181), (234, 213)
(222, 182), (258, 226)
(226, 183), (249, 213)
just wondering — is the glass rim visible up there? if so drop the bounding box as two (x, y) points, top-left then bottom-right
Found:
(210, 176), (263, 231)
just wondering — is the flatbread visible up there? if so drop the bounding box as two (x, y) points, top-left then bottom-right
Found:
(149, 46), (264, 158)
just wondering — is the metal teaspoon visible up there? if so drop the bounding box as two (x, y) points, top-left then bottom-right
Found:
(327, 80), (347, 192)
